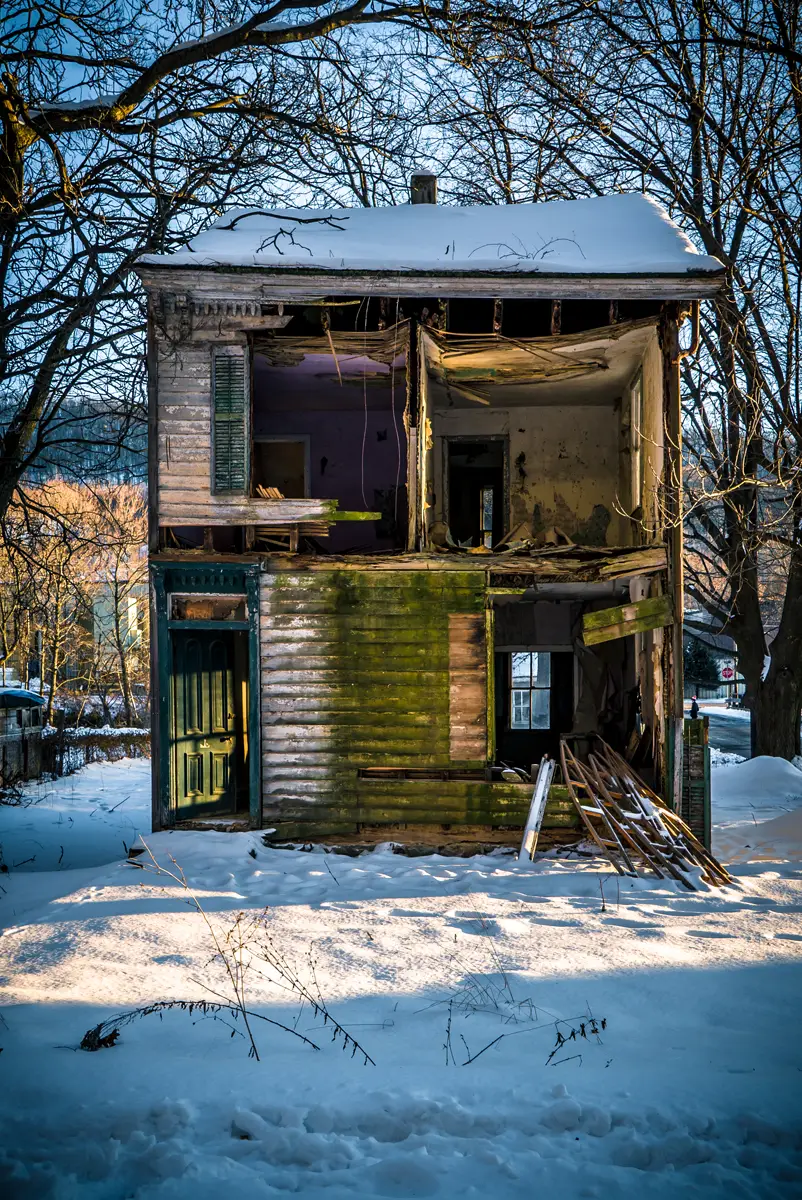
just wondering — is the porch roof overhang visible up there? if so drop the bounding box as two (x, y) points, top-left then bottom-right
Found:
(135, 263), (723, 301)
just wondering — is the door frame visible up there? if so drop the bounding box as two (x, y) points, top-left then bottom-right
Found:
(151, 562), (261, 829)
(442, 434), (510, 545)
(170, 626), (248, 820)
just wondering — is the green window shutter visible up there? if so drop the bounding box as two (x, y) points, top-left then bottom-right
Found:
(212, 351), (249, 494)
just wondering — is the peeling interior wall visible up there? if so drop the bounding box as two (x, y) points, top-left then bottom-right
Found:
(252, 350), (408, 552)
(638, 333), (665, 538)
(432, 403), (625, 545)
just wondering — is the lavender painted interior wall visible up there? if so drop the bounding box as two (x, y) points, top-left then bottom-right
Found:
(253, 351), (408, 552)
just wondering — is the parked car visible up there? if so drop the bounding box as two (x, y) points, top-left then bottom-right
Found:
(0, 686), (45, 784)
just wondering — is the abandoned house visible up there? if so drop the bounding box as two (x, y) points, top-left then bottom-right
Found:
(135, 184), (724, 844)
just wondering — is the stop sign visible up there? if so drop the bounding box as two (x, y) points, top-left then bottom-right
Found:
(721, 666), (734, 680)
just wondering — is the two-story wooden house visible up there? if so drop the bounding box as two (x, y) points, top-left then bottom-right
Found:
(136, 184), (723, 842)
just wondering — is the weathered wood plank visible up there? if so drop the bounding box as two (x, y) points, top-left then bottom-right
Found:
(138, 264), (724, 300)
(583, 593), (674, 645)
(159, 497), (338, 523)
(449, 613), (487, 761)
(159, 459), (210, 474)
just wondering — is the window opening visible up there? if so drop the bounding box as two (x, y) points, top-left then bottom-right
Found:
(170, 595), (247, 622)
(252, 437), (309, 499)
(510, 652), (551, 730)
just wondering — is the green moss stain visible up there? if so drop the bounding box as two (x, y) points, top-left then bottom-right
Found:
(262, 567), (579, 837)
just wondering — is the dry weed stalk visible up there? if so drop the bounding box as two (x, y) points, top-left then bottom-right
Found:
(118, 838), (374, 1065)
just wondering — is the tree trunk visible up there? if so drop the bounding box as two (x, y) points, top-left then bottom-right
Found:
(43, 566), (68, 727)
(113, 581), (136, 726)
(752, 670), (802, 760)
(750, 530), (802, 759)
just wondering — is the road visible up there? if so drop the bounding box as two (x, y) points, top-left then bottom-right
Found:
(705, 712), (751, 757)
(703, 710), (802, 758)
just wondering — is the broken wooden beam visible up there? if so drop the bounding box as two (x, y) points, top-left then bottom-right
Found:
(582, 593), (674, 646)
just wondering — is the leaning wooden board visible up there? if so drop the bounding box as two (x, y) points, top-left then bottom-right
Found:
(582, 594), (673, 646)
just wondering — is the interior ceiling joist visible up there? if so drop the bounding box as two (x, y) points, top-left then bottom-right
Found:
(422, 318), (656, 405)
(254, 320), (409, 367)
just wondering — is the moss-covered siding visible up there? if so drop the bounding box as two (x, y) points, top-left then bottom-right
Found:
(259, 567), (578, 840)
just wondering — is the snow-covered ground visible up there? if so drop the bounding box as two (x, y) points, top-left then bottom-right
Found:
(2, 758), (802, 1199)
(700, 703), (752, 723)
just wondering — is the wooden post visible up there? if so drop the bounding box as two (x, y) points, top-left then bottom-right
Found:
(550, 299), (562, 336)
(682, 716), (711, 848)
(146, 304), (160, 555)
(406, 314), (419, 551)
(417, 323), (434, 549)
(608, 299), (619, 325)
(493, 299), (503, 334)
(203, 526), (214, 551)
(661, 304), (684, 808)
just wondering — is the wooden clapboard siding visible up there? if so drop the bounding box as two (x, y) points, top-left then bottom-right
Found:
(449, 614), (487, 760)
(257, 566), (580, 841)
(157, 343), (213, 521)
(262, 569), (486, 831)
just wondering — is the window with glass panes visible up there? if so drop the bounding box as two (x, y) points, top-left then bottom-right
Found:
(510, 652), (551, 729)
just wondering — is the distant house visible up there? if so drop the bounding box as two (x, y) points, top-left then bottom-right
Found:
(135, 183), (724, 837)
(91, 579), (147, 655)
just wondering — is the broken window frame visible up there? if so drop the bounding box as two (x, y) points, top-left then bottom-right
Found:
(169, 593), (249, 623)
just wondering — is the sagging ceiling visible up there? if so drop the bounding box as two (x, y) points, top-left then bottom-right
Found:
(423, 318), (657, 408)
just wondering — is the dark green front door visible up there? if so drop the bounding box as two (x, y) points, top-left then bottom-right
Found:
(172, 629), (247, 817)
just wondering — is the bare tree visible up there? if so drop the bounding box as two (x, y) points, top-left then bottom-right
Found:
(87, 484), (149, 726)
(1, 1), (504, 518)
(433, 0), (802, 757)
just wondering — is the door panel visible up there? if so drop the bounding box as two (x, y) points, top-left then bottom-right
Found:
(172, 630), (247, 817)
(183, 638), (202, 733)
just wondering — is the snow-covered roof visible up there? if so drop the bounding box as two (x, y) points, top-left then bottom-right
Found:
(138, 193), (724, 278)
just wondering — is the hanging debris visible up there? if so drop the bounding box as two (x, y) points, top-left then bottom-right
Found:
(560, 738), (733, 890)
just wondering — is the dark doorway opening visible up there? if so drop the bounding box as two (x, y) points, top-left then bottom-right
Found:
(171, 628), (249, 818)
(494, 650), (574, 770)
(446, 439), (506, 548)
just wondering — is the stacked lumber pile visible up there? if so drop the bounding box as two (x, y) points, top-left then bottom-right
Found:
(560, 738), (733, 890)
